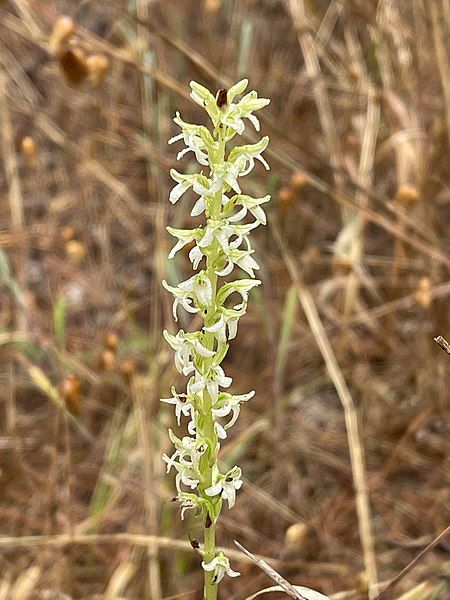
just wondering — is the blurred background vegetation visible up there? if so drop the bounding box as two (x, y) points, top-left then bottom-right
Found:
(0, 1), (449, 598)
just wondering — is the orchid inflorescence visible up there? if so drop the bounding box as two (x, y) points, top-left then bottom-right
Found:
(162, 78), (270, 597)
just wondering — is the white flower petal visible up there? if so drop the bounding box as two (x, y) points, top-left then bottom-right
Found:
(191, 196), (206, 216)
(168, 133), (184, 145)
(205, 482), (222, 497)
(247, 112), (260, 131)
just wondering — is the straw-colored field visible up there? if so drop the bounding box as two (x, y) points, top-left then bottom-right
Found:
(0, 1), (449, 598)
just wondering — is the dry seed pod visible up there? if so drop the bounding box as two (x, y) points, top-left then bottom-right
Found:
(99, 349), (116, 372)
(121, 359), (137, 382)
(65, 240), (85, 265)
(346, 132), (359, 150)
(205, 0), (221, 11)
(104, 331), (119, 352)
(395, 183), (420, 204)
(21, 136), (37, 166)
(283, 522), (308, 554)
(60, 224), (75, 242)
(290, 171), (307, 190)
(61, 374), (82, 416)
(278, 186), (295, 206)
(59, 48), (88, 86)
(415, 276), (432, 309)
(348, 64), (361, 81)
(49, 16), (75, 54)
(86, 54), (110, 86)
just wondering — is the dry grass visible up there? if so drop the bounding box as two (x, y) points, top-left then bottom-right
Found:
(0, 1), (449, 599)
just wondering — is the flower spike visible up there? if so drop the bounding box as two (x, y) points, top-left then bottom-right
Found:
(162, 80), (270, 598)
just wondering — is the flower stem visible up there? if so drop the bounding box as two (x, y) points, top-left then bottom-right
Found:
(203, 518), (217, 599)
(202, 128), (226, 600)
(201, 361), (218, 600)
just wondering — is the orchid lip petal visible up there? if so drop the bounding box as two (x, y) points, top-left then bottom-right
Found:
(205, 482), (222, 497)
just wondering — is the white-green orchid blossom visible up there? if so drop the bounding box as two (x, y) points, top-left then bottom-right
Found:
(225, 193), (271, 225)
(163, 329), (215, 376)
(169, 169), (219, 204)
(201, 551), (241, 584)
(163, 271), (213, 320)
(205, 466), (243, 509)
(160, 387), (195, 426)
(170, 111), (217, 166)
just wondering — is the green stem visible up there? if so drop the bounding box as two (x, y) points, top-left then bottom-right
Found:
(201, 128), (226, 600)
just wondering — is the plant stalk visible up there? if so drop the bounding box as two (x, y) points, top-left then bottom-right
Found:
(201, 128), (226, 600)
